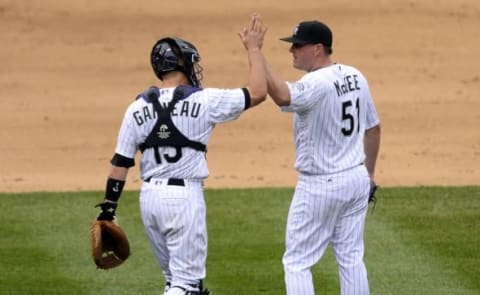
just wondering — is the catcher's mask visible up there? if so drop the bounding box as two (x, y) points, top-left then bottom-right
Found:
(150, 37), (203, 87)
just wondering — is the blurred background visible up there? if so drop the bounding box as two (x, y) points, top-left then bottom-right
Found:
(0, 0), (479, 192)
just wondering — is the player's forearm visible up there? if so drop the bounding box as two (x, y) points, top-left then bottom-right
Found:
(246, 47), (267, 107)
(109, 165), (129, 181)
(265, 62), (291, 106)
(102, 165), (129, 204)
(364, 124), (381, 179)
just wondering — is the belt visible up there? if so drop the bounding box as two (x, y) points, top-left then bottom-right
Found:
(144, 177), (185, 186)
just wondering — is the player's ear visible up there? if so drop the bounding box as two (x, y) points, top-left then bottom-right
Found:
(314, 44), (325, 55)
(317, 43), (332, 56)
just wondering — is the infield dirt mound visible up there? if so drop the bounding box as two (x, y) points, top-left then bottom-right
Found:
(0, 0), (479, 192)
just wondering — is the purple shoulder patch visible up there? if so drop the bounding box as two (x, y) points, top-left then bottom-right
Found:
(135, 85), (202, 102)
(136, 86), (160, 102)
(176, 85), (202, 100)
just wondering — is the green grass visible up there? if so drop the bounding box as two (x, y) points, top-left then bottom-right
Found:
(0, 186), (479, 294)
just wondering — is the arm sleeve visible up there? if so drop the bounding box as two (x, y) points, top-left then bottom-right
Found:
(206, 88), (248, 123)
(110, 153), (135, 168)
(364, 84), (380, 129)
(114, 105), (138, 159)
(241, 88), (251, 110)
(281, 74), (327, 113)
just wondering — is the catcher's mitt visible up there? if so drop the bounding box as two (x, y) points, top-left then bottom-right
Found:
(91, 220), (130, 269)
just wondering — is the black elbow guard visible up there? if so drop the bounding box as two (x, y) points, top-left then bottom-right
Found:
(110, 153), (135, 168)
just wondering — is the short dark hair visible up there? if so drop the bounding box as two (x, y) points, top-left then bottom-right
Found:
(325, 46), (333, 55)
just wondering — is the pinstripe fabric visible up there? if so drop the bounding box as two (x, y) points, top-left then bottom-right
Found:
(282, 64), (379, 175)
(283, 166), (370, 295)
(113, 86), (248, 292)
(115, 87), (246, 180)
(280, 63), (379, 294)
(140, 180), (206, 287)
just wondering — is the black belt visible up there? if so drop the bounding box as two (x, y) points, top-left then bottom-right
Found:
(144, 177), (185, 186)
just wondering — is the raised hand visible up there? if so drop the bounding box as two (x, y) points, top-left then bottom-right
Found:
(238, 13), (268, 51)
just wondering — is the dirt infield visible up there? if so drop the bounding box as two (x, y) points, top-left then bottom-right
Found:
(1, 0), (479, 192)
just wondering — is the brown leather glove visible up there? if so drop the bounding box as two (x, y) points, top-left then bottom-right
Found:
(91, 220), (130, 269)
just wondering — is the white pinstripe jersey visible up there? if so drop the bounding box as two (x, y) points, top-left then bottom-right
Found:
(114, 86), (248, 180)
(282, 63), (380, 175)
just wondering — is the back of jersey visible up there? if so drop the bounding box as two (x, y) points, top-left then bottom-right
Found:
(285, 63), (379, 174)
(325, 64), (379, 171)
(114, 86), (248, 180)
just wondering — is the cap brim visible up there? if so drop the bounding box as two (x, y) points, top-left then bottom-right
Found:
(279, 36), (308, 44)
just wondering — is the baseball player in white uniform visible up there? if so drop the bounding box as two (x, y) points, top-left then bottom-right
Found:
(261, 19), (381, 294)
(93, 15), (267, 295)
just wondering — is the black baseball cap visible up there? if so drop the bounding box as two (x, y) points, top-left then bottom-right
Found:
(280, 20), (333, 47)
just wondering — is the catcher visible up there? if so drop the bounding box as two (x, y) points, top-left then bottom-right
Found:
(90, 14), (267, 295)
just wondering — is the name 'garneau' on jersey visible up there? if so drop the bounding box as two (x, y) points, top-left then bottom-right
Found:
(133, 100), (202, 126)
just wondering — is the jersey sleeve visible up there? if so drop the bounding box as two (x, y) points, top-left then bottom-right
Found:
(364, 84), (380, 129)
(204, 88), (248, 123)
(281, 73), (327, 113)
(114, 104), (138, 159)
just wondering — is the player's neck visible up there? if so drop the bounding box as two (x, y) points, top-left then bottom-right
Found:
(309, 56), (334, 72)
(160, 72), (190, 88)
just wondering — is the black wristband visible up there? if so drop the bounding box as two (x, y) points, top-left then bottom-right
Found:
(105, 178), (125, 202)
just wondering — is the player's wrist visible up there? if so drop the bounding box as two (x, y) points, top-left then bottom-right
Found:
(95, 201), (117, 221)
(246, 45), (261, 52)
(105, 177), (125, 202)
(95, 177), (125, 221)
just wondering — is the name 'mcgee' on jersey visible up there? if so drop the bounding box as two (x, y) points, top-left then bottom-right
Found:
(333, 74), (361, 97)
(133, 100), (202, 126)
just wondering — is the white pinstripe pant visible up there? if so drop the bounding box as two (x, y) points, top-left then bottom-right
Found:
(139, 179), (207, 290)
(283, 165), (370, 295)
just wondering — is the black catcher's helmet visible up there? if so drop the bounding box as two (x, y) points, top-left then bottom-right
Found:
(150, 37), (203, 87)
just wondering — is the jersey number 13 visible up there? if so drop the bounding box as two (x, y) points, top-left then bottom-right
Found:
(154, 147), (182, 164)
